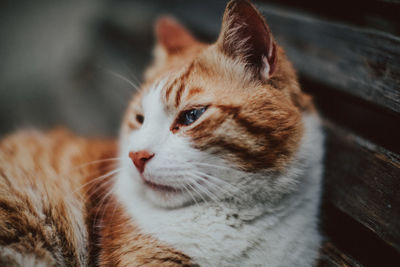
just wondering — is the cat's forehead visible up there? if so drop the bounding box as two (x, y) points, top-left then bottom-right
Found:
(141, 78), (166, 110)
(142, 62), (205, 111)
(142, 56), (252, 112)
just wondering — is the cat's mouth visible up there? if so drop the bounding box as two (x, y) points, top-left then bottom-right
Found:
(143, 179), (183, 193)
(138, 172), (203, 194)
(138, 173), (184, 193)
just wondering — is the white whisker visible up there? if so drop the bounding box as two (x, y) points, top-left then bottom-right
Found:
(93, 187), (114, 227)
(85, 177), (116, 201)
(193, 170), (248, 195)
(185, 175), (229, 211)
(71, 168), (122, 195)
(190, 172), (244, 203)
(193, 162), (233, 171)
(105, 69), (140, 91)
(182, 183), (200, 207)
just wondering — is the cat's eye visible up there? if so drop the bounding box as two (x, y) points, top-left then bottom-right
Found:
(136, 114), (144, 124)
(177, 107), (207, 126)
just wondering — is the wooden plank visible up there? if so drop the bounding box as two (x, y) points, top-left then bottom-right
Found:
(175, 3), (400, 114)
(318, 242), (363, 267)
(323, 121), (400, 252)
(256, 0), (400, 37)
(258, 5), (400, 114)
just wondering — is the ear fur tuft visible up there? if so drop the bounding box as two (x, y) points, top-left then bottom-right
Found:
(218, 0), (277, 80)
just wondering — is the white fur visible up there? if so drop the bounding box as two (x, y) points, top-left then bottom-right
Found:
(115, 81), (324, 266)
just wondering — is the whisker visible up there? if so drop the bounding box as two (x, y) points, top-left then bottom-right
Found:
(85, 177), (116, 201)
(116, 60), (142, 86)
(186, 181), (208, 205)
(192, 173), (244, 204)
(84, 173), (117, 200)
(193, 162), (233, 171)
(104, 69), (140, 91)
(185, 176), (228, 211)
(182, 183), (200, 207)
(69, 158), (121, 171)
(152, 166), (194, 172)
(71, 168), (122, 195)
(50, 158), (120, 186)
(146, 166), (246, 204)
(98, 187), (117, 225)
(109, 194), (120, 222)
(193, 170), (248, 196)
(93, 187), (114, 227)
(123, 65), (142, 87)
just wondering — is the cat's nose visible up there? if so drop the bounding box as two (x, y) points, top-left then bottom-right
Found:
(129, 150), (155, 173)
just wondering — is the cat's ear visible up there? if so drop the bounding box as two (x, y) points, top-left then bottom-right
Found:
(218, 0), (277, 80)
(155, 16), (197, 54)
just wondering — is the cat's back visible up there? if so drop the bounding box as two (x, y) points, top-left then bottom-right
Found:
(0, 129), (116, 266)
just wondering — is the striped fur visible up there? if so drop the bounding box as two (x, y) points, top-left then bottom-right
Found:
(0, 129), (114, 266)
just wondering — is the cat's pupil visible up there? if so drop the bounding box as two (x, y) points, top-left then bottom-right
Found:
(181, 107), (206, 126)
(136, 114), (144, 124)
(186, 110), (197, 123)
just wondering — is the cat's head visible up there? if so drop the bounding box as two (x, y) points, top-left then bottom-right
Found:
(117, 0), (312, 208)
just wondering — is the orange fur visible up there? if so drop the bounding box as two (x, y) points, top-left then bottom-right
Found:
(0, 129), (115, 265)
(95, 195), (194, 266)
(0, 129), (193, 266)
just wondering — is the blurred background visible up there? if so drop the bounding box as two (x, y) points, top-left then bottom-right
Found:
(0, 0), (168, 137)
(0, 0), (399, 266)
(0, 0), (231, 137)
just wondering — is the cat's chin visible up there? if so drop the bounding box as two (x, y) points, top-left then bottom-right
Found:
(135, 172), (198, 208)
(142, 184), (195, 208)
(117, 168), (195, 209)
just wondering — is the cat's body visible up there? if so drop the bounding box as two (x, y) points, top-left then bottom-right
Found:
(0, 130), (115, 266)
(0, 1), (324, 266)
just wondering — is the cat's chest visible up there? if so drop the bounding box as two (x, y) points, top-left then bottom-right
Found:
(119, 191), (269, 266)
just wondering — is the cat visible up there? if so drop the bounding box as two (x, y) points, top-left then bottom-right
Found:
(0, 0), (324, 266)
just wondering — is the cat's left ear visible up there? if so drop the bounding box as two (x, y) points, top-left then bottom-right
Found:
(155, 16), (197, 54)
(217, 0), (277, 80)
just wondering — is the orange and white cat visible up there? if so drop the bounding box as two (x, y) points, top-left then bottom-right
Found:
(0, 1), (324, 266)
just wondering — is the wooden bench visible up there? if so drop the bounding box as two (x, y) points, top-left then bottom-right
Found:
(90, 1), (400, 265)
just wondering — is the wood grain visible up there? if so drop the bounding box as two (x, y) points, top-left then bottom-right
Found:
(258, 5), (400, 114)
(256, 0), (400, 36)
(323, 121), (400, 252)
(318, 242), (363, 267)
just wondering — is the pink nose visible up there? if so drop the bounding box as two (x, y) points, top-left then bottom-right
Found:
(129, 150), (154, 173)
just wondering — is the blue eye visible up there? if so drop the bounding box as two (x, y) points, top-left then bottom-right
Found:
(179, 107), (207, 126)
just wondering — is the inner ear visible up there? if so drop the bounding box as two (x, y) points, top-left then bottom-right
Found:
(155, 16), (197, 54)
(218, 0), (277, 80)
